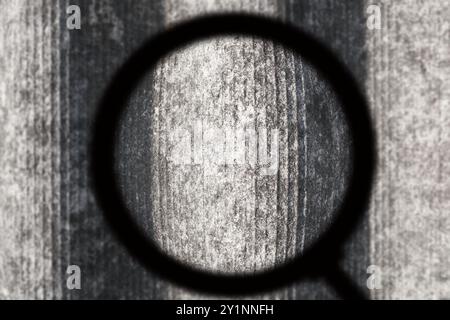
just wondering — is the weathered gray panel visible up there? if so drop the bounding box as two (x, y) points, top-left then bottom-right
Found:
(1, 0), (448, 300)
(367, 0), (450, 300)
(0, 0), (61, 300)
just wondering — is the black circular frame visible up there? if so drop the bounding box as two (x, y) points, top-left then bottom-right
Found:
(91, 14), (376, 298)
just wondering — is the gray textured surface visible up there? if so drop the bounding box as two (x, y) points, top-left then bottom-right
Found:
(0, 0), (449, 300)
(367, 0), (450, 299)
(0, 0), (60, 299)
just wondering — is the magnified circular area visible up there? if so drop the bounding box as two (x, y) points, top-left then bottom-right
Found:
(115, 35), (352, 275)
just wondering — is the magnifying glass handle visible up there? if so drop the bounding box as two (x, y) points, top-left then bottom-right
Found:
(323, 264), (369, 300)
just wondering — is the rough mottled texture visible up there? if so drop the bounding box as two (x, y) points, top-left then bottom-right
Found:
(0, 0), (61, 299)
(367, 0), (450, 299)
(150, 0), (299, 300)
(0, 0), (449, 300)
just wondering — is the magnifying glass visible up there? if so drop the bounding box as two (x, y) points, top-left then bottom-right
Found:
(90, 14), (376, 298)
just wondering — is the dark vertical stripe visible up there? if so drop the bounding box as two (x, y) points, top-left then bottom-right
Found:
(58, 0), (165, 299)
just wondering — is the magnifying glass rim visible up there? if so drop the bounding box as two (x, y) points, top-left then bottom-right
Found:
(91, 13), (376, 295)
